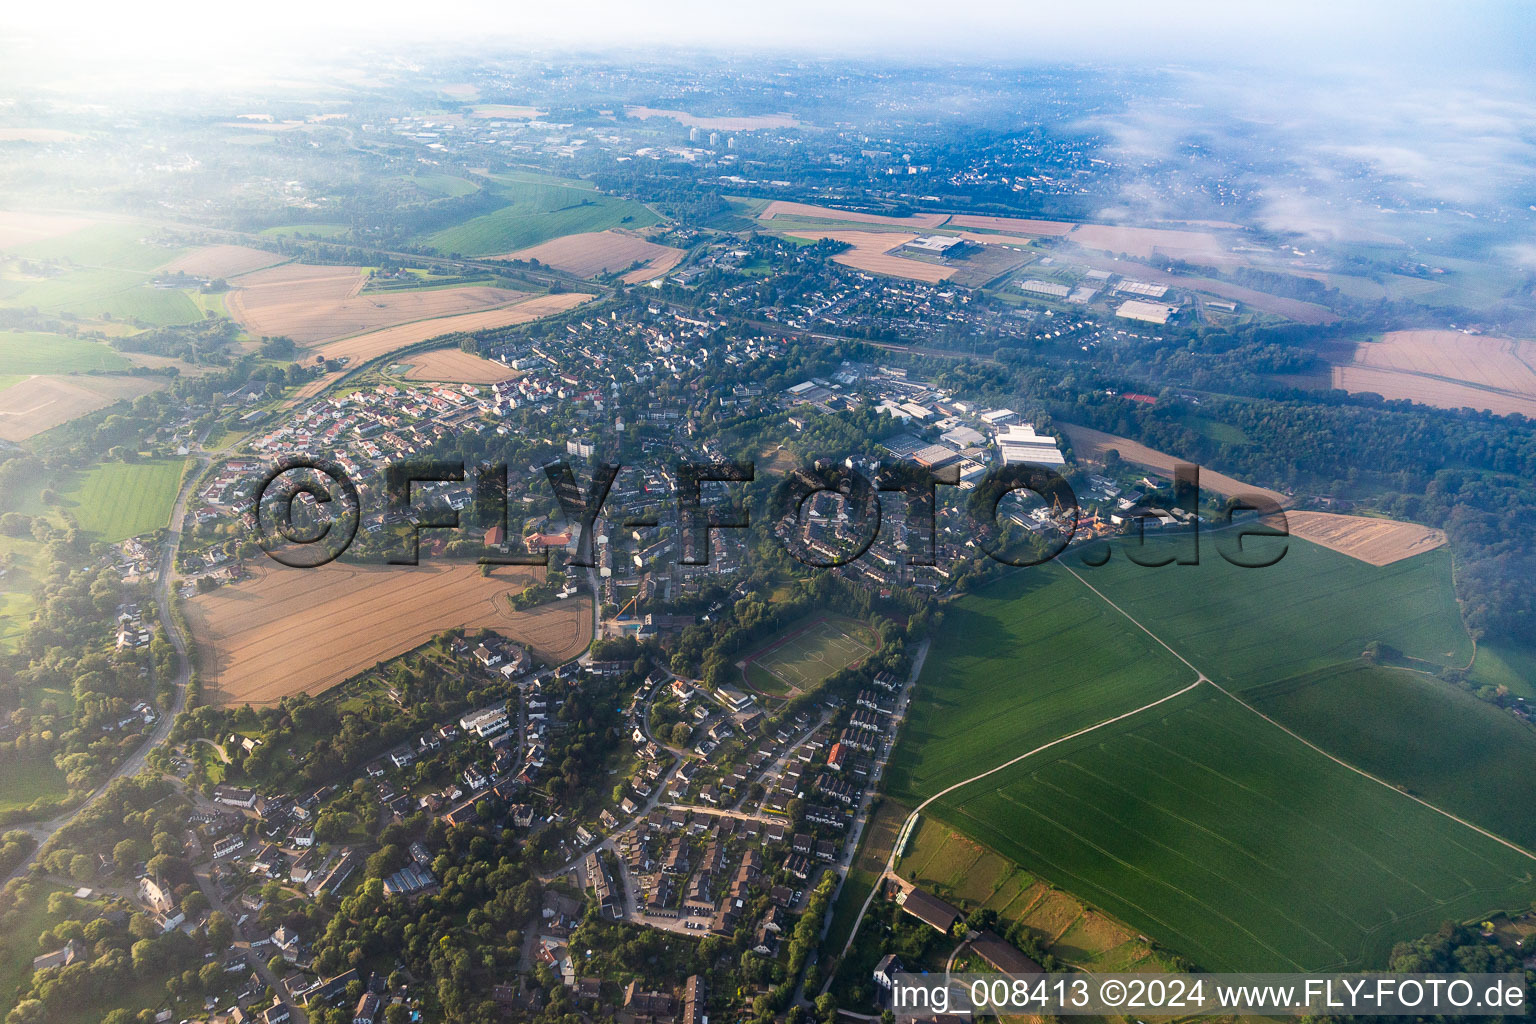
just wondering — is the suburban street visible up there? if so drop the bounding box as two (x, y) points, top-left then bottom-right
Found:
(4, 451), (209, 885)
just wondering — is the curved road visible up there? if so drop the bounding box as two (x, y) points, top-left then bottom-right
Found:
(4, 452), (207, 884)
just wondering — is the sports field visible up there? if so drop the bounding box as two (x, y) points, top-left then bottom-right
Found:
(63, 459), (186, 542)
(421, 174), (662, 256)
(744, 618), (876, 694)
(877, 537), (1536, 972)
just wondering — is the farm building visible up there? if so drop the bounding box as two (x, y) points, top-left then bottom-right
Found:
(969, 930), (1045, 974)
(896, 885), (962, 934)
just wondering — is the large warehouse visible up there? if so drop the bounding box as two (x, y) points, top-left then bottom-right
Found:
(996, 422), (1066, 466)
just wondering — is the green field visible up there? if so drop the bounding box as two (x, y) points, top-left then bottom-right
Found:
(63, 459), (186, 542)
(878, 537), (1536, 972)
(885, 565), (1192, 801)
(0, 532), (46, 652)
(1250, 662), (1536, 847)
(8, 223), (178, 270)
(0, 223), (200, 325)
(408, 172), (481, 197)
(935, 686), (1536, 971)
(420, 174), (661, 256)
(1058, 539), (1472, 692)
(0, 758), (69, 814)
(1471, 640), (1536, 700)
(0, 332), (131, 373)
(745, 618), (876, 693)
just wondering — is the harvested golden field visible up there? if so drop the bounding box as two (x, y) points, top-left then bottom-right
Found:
(312, 292), (593, 365)
(159, 244), (284, 279)
(188, 562), (593, 706)
(784, 230), (956, 284)
(0, 374), (164, 441)
(1066, 223), (1226, 263)
(401, 348), (518, 383)
(946, 213), (1073, 236)
(224, 262), (529, 345)
(504, 230), (684, 281)
(1332, 329), (1536, 418)
(625, 107), (801, 130)
(1277, 511), (1446, 566)
(0, 210), (95, 249)
(760, 201), (949, 229)
(1059, 422), (1289, 508)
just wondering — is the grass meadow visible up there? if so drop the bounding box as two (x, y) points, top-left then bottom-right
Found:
(62, 458), (186, 542)
(421, 174), (660, 256)
(0, 332), (131, 373)
(0, 223), (200, 325)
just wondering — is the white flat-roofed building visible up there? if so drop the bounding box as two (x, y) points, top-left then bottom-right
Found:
(1018, 279), (1070, 299)
(1115, 300), (1177, 324)
(980, 408), (1017, 426)
(996, 423), (1066, 467)
(459, 706), (510, 739)
(940, 425), (984, 449)
(1113, 280), (1169, 298)
(904, 235), (964, 254)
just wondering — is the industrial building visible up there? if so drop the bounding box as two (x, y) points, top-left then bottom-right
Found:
(996, 423), (1066, 467)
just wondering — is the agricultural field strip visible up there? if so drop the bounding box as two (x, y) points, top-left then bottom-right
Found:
(836, 672), (1204, 960)
(839, 562), (1536, 961)
(1060, 563), (1536, 863)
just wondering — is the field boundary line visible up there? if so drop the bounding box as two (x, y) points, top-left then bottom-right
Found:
(834, 674), (1203, 962)
(1061, 564), (1536, 865)
(1207, 677), (1536, 864)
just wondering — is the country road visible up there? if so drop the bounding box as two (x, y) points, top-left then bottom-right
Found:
(3, 452), (208, 885)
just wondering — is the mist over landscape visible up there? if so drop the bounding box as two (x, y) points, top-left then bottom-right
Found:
(0, 5), (1533, 1024)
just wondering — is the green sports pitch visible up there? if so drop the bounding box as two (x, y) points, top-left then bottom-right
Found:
(745, 619), (876, 694)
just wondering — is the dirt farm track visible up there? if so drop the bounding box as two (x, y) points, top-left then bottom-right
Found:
(187, 562), (592, 705)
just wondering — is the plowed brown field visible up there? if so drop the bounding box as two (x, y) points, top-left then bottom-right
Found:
(760, 201), (949, 229)
(161, 244), (284, 279)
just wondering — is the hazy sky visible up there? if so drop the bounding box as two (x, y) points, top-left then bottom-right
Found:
(2, 0), (1532, 73)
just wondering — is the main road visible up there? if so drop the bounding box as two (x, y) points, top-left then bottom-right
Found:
(3, 451), (208, 884)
